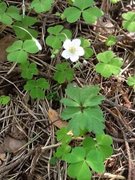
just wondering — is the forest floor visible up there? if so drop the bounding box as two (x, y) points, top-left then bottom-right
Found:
(0, 0), (135, 180)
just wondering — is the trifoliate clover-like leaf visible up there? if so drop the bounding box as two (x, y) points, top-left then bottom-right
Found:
(46, 25), (72, 50)
(63, 0), (103, 24)
(7, 50), (28, 63)
(95, 50), (123, 78)
(64, 138), (112, 180)
(20, 61), (38, 79)
(127, 76), (135, 90)
(24, 78), (49, 99)
(122, 11), (135, 32)
(30, 0), (54, 13)
(61, 85), (105, 136)
(0, 2), (21, 25)
(53, 62), (74, 84)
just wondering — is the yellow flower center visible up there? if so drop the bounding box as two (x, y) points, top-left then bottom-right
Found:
(69, 46), (76, 54)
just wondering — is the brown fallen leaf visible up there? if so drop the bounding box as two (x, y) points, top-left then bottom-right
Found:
(48, 108), (68, 129)
(0, 35), (15, 62)
(3, 135), (26, 153)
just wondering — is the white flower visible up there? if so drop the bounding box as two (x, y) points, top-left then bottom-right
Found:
(61, 39), (84, 62)
(32, 38), (42, 51)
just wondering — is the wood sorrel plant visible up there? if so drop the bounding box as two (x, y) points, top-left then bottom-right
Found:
(3, 0), (135, 179)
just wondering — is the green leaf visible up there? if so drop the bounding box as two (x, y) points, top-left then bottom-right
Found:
(20, 61), (38, 79)
(122, 11), (135, 32)
(95, 50), (123, 78)
(0, 13), (13, 25)
(46, 25), (72, 50)
(96, 134), (113, 159)
(47, 25), (63, 35)
(0, 95), (10, 105)
(110, 0), (120, 3)
(83, 137), (96, 154)
(23, 39), (39, 53)
(63, 7), (81, 23)
(127, 76), (135, 90)
(64, 147), (86, 163)
(30, 0), (54, 13)
(64, 146), (93, 179)
(106, 35), (117, 46)
(61, 85), (105, 136)
(6, 6), (21, 21)
(55, 144), (71, 158)
(24, 78), (49, 99)
(68, 162), (92, 180)
(21, 16), (38, 26)
(6, 40), (23, 52)
(13, 24), (38, 40)
(83, 7), (103, 24)
(73, 0), (94, 10)
(56, 127), (72, 144)
(86, 149), (105, 173)
(53, 62), (74, 84)
(59, 29), (72, 41)
(7, 50), (28, 63)
(0, 2), (7, 14)
(80, 38), (93, 59)
(46, 35), (62, 49)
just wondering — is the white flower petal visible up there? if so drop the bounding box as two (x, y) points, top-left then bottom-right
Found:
(70, 54), (79, 62)
(63, 39), (72, 49)
(32, 38), (42, 50)
(61, 50), (70, 59)
(72, 39), (81, 47)
(77, 47), (85, 56)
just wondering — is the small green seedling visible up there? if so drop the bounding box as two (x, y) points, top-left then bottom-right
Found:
(30, 0), (54, 13)
(0, 2), (21, 25)
(24, 78), (49, 99)
(105, 35), (117, 46)
(20, 61), (38, 79)
(46, 25), (72, 50)
(122, 11), (135, 32)
(127, 76), (135, 91)
(63, 0), (103, 24)
(61, 84), (105, 136)
(0, 95), (10, 105)
(53, 62), (74, 84)
(95, 50), (123, 78)
(13, 16), (38, 40)
(80, 37), (93, 59)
